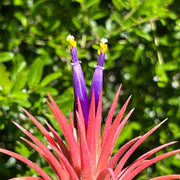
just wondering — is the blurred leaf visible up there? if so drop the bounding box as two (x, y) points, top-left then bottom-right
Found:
(36, 87), (58, 96)
(11, 55), (27, 80)
(48, 20), (61, 32)
(40, 72), (62, 87)
(11, 91), (28, 100)
(155, 63), (169, 87)
(28, 57), (45, 87)
(90, 10), (108, 20)
(14, 11), (28, 28)
(15, 142), (32, 158)
(31, 0), (48, 17)
(163, 61), (179, 71)
(13, 0), (24, 6)
(0, 52), (14, 63)
(11, 72), (27, 92)
(0, 67), (12, 94)
(112, 0), (123, 11)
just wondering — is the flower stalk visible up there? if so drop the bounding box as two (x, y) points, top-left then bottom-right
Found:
(66, 35), (89, 128)
(90, 38), (108, 111)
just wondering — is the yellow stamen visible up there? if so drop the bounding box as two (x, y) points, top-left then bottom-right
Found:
(100, 42), (108, 54)
(98, 38), (108, 54)
(66, 35), (77, 48)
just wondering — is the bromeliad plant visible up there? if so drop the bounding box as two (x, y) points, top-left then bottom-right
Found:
(0, 35), (180, 180)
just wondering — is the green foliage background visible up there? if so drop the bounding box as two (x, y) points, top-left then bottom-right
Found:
(0, 0), (180, 179)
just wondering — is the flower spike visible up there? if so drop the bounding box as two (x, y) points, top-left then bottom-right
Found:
(90, 38), (108, 110)
(66, 35), (89, 128)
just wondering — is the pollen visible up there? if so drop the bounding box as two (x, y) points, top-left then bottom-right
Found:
(66, 34), (77, 47)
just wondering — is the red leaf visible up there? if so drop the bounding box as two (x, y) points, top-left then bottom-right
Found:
(48, 142), (79, 180)
(45, 121), (71, 162)
(69, 110), (74, 134)
(114, 119), (168, 177)
(110, 95), (132, 148)
(97, 109), (134, 173)
(125, 149), (180, 180)
(12, 121), (66, 179)
(9, 177), (44, 180)
(118, 141), (177, 179)
(0, 148), (51, 180)
(102, 84), (122, 146)
(46, 93), (81, 172)
(150, 175), (180, 180)
(87, 90), (96, 172)
(96, 168), (116, 180)
(22, 108), (60, 151)
(95, 89), (103, 162)
(20, 137), (61, 177)
(76, 98), (93, 180)
(108, 136), (140, 169)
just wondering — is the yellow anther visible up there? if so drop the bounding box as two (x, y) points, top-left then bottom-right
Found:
(100, 42), (108, 54)
(66, 35), (77, 48)
(99, 38), (108, 54)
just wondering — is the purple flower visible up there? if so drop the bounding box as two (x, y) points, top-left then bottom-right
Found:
(66, 35), (89, 128)
(90, 38), (108, 110)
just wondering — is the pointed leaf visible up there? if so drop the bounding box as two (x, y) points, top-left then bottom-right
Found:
(48, 142), (79, 180)
(9, 178), (43, 180)
(76, 98), (93, 179)
(95, 89), (103, 162)
(119, 141), (178, 179)
(87, 90), (96, 171)
(45, 120), (70, 162)
(21, 137), (60, 177)
(97, 168), (116, 180)
(12, 121), (66, 179)
(0, 148), (51, 180)
(97, 109), (134, 173)
(126, 149), (180, 180)
(22, 108), (60, 150)
(102, 84), (122, 146)
(46, 93), (81, 172)
(150, 175), (180, 180)
(108, 136), (141, 169)
(114, 119), (168, 177)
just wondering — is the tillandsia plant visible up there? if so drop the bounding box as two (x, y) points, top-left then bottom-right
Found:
(0, 35), (180, 180)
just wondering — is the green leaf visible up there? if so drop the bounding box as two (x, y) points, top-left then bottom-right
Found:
(48, 20), (61, 32)
(14, 11), (28, 28)
(112, 0), (123, 11)
(11, 72), (27, 92)
(15, 142), (32, 158)
(36, 87), (58, 96)
(0, 52), (14, 63)
(31, 0), (48, 17)
(91, 10), (108, 20)
(11, 91), (28, 100)
(155, 63), (169, 87)
(28, 57), (45, 87)
(0, 67), (12, 94)
(163, 61), (179, 71)
(40, 72), (62, 87)
(11, 55), (27, 80)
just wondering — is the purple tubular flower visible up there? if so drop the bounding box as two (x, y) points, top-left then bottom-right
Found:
(66, 35), (89, 128)
(90, 38), (108, 111)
